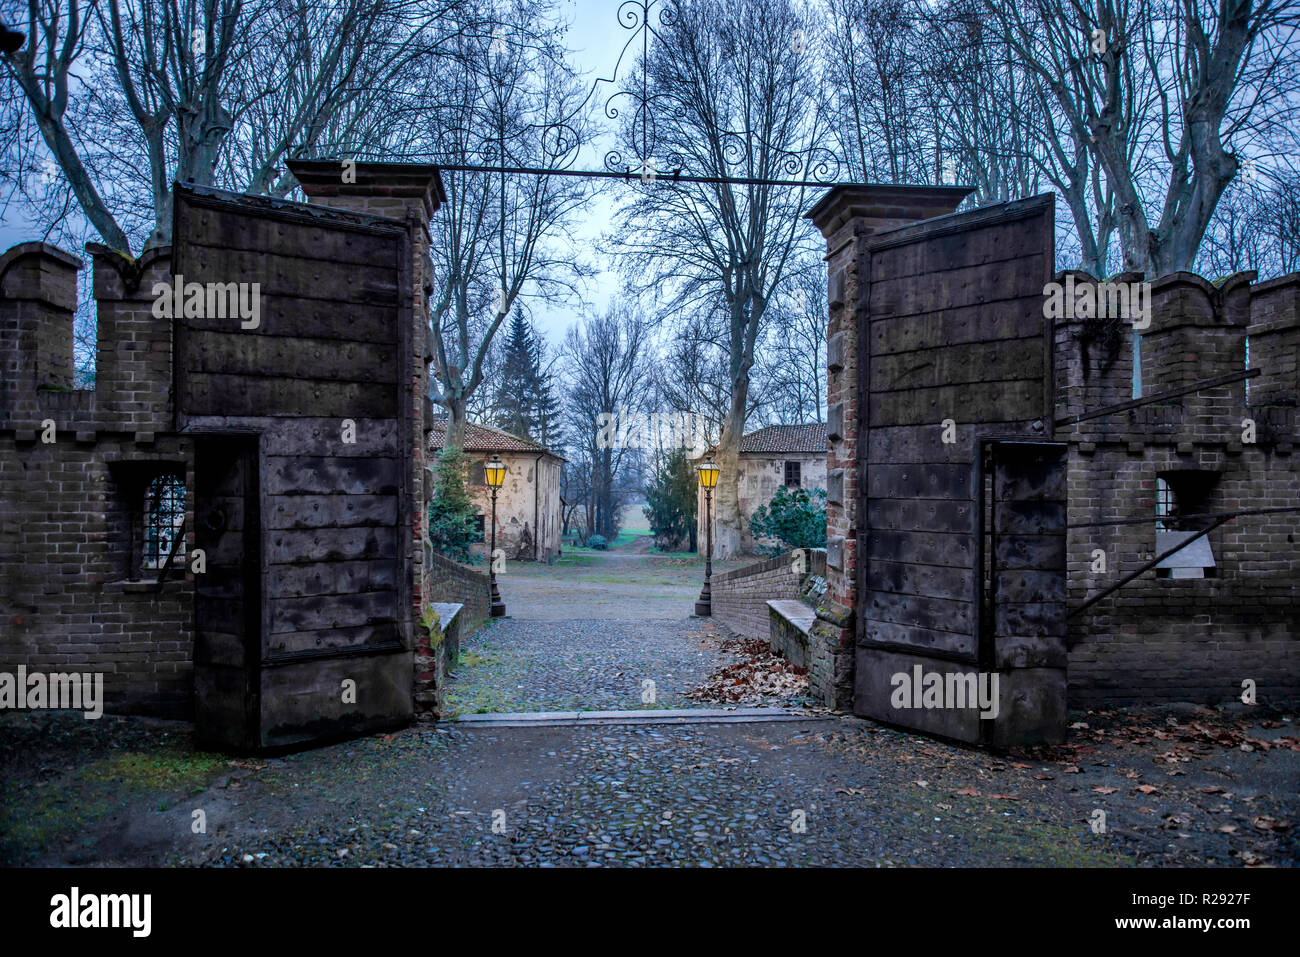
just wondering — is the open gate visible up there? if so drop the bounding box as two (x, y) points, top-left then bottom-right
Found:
(173, 183), (415, 751)
(854, 195), (1068, 747)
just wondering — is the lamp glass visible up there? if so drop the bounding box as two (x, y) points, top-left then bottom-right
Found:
(485, 458), (507, 488)
(696, 460), (719, 489)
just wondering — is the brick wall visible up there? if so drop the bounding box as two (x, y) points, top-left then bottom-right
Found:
(1057, 272), (1300, 707)
(711, 551), (807, 639)
(422, 547), (490, 632)
(0, 244), (197, 717)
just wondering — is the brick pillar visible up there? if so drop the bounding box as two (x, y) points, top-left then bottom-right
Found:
(0, 242), (82, 422)
(1142, 273), (1250, 439)
(803, 185), (971, 710)
(288, 160), (448, 711)
(1248, 274), (1300, 407)
(87, 245), (175, 435)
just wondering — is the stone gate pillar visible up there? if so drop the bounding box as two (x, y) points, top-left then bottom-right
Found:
(803, 185), (971, 709)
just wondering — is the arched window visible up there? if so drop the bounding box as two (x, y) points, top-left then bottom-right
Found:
(142, 474), (185, 572)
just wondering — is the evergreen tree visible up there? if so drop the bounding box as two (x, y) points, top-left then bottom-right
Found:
(643, 447), (698, 552)
(493, 313), (539, 440)
(427, 448), (480, 563)
(492, 312), (564, 450)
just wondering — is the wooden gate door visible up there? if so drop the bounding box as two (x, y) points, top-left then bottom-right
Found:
(854, 195), (1065, 746)
(174, 183), (415, 751)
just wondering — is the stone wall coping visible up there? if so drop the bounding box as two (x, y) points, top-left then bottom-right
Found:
(767, 599), (816, 635)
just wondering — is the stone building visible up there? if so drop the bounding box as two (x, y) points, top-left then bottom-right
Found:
(428, 420), (563, 563)
(697, 422), (828, 555)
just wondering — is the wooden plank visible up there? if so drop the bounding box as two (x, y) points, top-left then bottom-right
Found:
(994, 534), (1066, 570)
(994, 500), (1067, 535)
(266, 526), (398, 564)
(865, 529), (974, 567)
(265, 455), (400, 496)
(870, 338), (1044, 391)
(866, 426), (973, 465)
(268, 559), (398, 599)
(180, 297), (399, 342)
(866, 464), (972, 501)
(265, 494), (398, 530)
(183, 373), (396, 419)
(863, 588), (973, 633)
(260, 418), (401, 456)
(182, 218), (397, 268)
(995, 602), (1068, 639)
(183, 329), (398, 383)
(995, 569), (1066, 603)
(866, 498), (973, 533)
(870, 254), (1046, 319)
(265, 622), (402, 656)
(870, 381), (1044, 429)
(865, 559), (974, 602)
(871, 218), (1047, 281)
(859, 618), (977, 658)
(268, 591), (398, 634)
(869, 299), (1046, 356)
(177, 245), (399, 305)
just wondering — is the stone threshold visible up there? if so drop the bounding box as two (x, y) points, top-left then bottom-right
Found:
(452, 707), (828, 728)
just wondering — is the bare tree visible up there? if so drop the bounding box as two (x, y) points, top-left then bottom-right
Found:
(422, 5), (592, 450)
(754, 259), (826, 424)
(983, 0), (1300, 276)
(610, 0), (827, 557)
(561, 300), (652, 542)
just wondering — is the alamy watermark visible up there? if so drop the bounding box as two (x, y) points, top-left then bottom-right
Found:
(152, 274), (261, 329)
(1, 666), (103, 719)
(890, 665), (1000, 719)
(1042, 275), (1150, 330)
(596, 409), (708, 456)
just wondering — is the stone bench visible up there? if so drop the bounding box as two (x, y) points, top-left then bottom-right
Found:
(414, 601), (463, 716)
(767, 599), (816, 670)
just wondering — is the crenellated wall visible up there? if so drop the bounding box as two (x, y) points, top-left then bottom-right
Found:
(0, 243), (197, 717)
(1055, 271), (1300, 707)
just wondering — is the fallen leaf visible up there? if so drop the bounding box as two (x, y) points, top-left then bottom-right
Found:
(1133, 784), (1160, 795)
(955, 788), (979, 796)
(1092, 786), (1119, 795)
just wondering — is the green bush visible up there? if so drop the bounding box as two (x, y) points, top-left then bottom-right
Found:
(749, 485), (827, 553)
(587, 534), (608, 550)
(427, 447), (480, 563)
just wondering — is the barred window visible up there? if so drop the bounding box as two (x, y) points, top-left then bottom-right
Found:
(471, 461), (486, 486)
(784, 460), (801, 487)
(142, 474), (185, 572)
(1155, 477), (1175, 531)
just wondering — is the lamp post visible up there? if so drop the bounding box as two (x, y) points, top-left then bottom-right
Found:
(694, 457), (719, 616)
(485, 456), (507, 618)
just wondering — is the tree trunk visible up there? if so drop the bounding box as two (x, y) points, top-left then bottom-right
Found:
(711, 381), (748, 559)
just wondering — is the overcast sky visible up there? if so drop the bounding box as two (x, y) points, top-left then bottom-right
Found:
(0, 0), (652, 350)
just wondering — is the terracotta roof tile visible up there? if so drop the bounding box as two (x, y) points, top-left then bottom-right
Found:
(738, 422), (826, 454)
(427, 419), (559, 456)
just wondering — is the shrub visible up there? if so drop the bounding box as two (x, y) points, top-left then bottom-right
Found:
(427, 447), (480, 562)
(586, 534), (608, 550)
(749, 486), (827, 553)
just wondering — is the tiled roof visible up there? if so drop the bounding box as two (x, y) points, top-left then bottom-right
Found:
(427, 419), (559, 456)
(738, 422), (826, 454)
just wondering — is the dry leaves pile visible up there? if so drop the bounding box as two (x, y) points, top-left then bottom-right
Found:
(686, 637), (810, 704)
